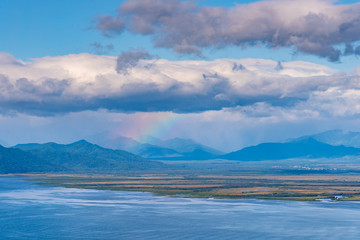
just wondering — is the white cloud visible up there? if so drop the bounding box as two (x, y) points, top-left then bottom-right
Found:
(0, 52), (359, 121)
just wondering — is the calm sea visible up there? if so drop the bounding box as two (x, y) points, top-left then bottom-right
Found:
(0, 176), (359, 240)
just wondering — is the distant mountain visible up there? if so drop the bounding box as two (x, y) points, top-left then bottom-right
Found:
(139, 137), (224, 160)
(88, 133), (223, 160)
(86, 134), (140, 150)
(129, 143), (182, 158)
(309, 130), (360, 148)
(86, 134), (181, 158)
(0, 145), (63, 173)
(145, 137), (224, 155)
(14, 140), (164, 172)
(221, 138), (360, 161)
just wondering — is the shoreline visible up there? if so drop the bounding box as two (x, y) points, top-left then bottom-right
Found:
(4, 173), (360, 202)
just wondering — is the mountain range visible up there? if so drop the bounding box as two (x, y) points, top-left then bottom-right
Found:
(86, 134), (223, 160)
(306, 129), (360, 148)
(219, 130), (360, 161)
(2, 140), (164, 174)
(2, 129), (360, 174)
(221, 137), (360, 161)
(88, 130), (360, 161)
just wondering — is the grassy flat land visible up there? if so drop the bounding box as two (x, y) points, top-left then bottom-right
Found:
(7, 157), (360, 201)
(27, 173), (360, 201)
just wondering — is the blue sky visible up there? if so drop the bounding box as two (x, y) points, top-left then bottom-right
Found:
(1, 0), (360, 150)
(1, 0), (360, 71)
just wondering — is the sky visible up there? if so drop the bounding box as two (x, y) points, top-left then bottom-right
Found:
(1, 0), (360, 151)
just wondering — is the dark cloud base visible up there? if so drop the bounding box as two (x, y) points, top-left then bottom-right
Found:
(0, 72), (303, 115)
(0, 93), (303, 117)
(0, 53), (353, 117)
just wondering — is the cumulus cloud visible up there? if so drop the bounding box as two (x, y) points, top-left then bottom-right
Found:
(95, 0), (360, 61)
(0, 52), (358, 116)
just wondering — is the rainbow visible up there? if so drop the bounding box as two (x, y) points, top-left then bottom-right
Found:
(109, 112), (185, 148)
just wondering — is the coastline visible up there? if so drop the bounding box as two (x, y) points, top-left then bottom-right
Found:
(6, 173), (360, 202)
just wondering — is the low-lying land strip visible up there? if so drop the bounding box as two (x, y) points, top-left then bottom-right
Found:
(26, 173), (360, 201)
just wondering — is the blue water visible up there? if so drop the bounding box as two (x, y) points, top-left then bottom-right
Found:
(1, 177), (360, 239)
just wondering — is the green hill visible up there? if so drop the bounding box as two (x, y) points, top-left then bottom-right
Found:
(13, 140), (164, 173)
(0, 145), (64, 173)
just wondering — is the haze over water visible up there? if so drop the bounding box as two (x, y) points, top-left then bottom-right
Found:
(1, 177), (359, 240)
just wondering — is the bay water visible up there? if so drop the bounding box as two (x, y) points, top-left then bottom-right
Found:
(0, 177), (359, 239)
